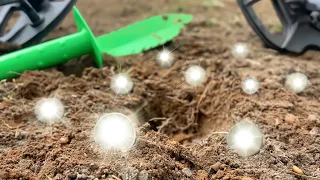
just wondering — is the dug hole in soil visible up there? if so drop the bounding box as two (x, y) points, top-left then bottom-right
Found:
(0, 0), (319, 179)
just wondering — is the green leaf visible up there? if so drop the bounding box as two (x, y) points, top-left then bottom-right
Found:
(96, 14), (193, 57)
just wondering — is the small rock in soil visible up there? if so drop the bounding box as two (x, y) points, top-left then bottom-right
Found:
(222, 176), (231, 180)
(220, 164), (227, 170)
(60, 137), (70, 144)
(292, 165), (304, 175)
(210, 162), (222, 173)
(89, 163), (98, 171)
(284, 114), (300, 126)
(87, 175), (95, 180)
(0, 102), (6, 110)
(307, 114), (318, 122)
(15, 131), (28, 140)
(182, 167), (193, 177)
(310, 127), (320, 135)
(54, 174), (64, 180)
(76, 174), (88, 180)
(138, 170), (149, 180)
(81, 168), (90, 175)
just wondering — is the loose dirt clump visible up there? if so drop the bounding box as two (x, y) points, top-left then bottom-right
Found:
(0, 0), (320, 179)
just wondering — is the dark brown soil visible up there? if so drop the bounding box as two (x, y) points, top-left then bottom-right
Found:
(0, 0), (320, 179)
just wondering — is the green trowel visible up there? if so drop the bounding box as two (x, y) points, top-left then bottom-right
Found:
(0, 6), (192, 80)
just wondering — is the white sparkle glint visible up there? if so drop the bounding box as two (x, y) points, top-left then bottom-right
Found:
(227, 121), (263, 157)
(234, 130), (254, 150)
(242, 77), (260, 95)
(232, 43), (249, 58)
(185, 65), (206, 86)
(94, 113), (136, 152)
(110, 73), (134, 95)
(285, 72), (308, 93)
(35, 98), (64, 124)
(156, 49), (174, 68)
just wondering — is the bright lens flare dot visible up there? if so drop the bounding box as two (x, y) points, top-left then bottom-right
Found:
(156, 49), (174, 68)
(227, 121), (263, 157)
(232, 43), (249, 58)
(185, 65), (206, 86)
(285, 72), (308, 93)
(35, 98), (64, 124)
(234, 130), (254, 150)
(94, 113), (136, 152)
(110, 73), (134, 95)
(242, 77), (260, 95)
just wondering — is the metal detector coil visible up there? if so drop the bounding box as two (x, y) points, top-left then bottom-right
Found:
(0, 0), (76, 47)
(238, 0), (320, 53)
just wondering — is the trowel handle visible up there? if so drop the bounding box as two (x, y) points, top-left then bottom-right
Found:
(0, 30), (91, 80)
